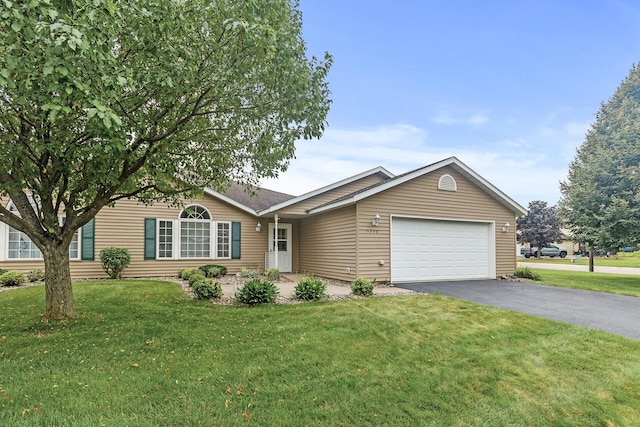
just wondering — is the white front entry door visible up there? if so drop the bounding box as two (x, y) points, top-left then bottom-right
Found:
(268, 223), (292, 273)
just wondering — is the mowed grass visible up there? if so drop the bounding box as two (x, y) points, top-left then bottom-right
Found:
(528, 269), (640, 297)
(1, 281), (640, 426)
(520, 255), (640, 268)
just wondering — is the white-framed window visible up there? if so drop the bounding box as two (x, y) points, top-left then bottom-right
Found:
(179, 205), (212, 259)
(151, 205), (235, 260)
(158, 220), (174, 259)
(4, 202), (81, 261)
(216, 221), (231, 259)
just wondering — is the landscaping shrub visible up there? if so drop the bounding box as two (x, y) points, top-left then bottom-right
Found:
(179, 268), (200, 280)
(192, 279), (223, 300)
(198, 264), (227, 277)
(199, 264), (224, 278)
(235, 278), (279, 305)
(351, 278), (374, 297)
(188, 273), (207, 287)
(100, 247), (131, 279)
(27, 269), (45, 282)
(294, 276), (326, 301)
(265, 267), (280, 281)
(0, 268), (7, 275)
(239, 267), (259, 279)
(0, 270), (25, 287)
(515, 266), (541, 281)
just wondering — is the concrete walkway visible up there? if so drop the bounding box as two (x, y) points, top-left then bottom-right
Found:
(518, 261), (640, 275)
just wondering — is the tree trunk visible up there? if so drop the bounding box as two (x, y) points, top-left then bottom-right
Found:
(42, 243), (76, 319)
(589, 249), (594, 273)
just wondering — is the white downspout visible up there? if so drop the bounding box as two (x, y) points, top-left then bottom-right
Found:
(274, 214), (279, 270)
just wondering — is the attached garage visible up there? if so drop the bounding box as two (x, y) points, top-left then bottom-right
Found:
(391, 217), (495, 282)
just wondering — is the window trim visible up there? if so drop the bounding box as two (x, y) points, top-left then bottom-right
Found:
(153, 205), (235, 261)
(178, 216), (213, 260)
(156, 219), (176, 260)
(216, 221), (232, 260)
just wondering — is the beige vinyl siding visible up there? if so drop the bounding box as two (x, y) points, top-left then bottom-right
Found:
(276, 173), (387, 216)
(298, 205), (356, 281)
(0, 195), (269, 279)
(356, 166), (517, 280)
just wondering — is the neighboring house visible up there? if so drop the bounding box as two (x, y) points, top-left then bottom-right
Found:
(518, 229), (580, 257)
(0, 157), (527, 283)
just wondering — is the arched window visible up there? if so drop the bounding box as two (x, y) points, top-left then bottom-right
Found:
(180, 205), (211, 220)
(179, 205), (211, 258)
(438, 174), (457, 192)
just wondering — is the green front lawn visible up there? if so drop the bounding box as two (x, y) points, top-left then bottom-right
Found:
(526, 269), (640, 297)
(520, 255), (640, 268)
(1, 281), (640, 426)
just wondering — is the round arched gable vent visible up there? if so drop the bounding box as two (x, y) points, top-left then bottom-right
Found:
(438, 174), (457, 191)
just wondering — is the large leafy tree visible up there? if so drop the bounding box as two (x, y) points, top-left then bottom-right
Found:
(517, 201), (562, 258)
(0, 0), (332, 319)
(559, 64), (640, 254)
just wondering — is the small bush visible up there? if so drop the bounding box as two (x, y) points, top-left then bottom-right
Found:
(27, 269), (45, 282)
(199, 265), (222, 278)
(100, 247), (131, 279)
(351, 278), (374, 297)
(0, 269), (7, 275)
(265, 268), (280, 281)
(179, 268), (200, 280)
(192, 279), (223, 300)
(0, 271), (25, 287)
(238, 267), (259, 279)
(235, 278), (279, 305)
(199, 264), (227, 277)
(188, 273), (207, 287)
(294, 276), (326, 301)
(515, 266), (541, 281)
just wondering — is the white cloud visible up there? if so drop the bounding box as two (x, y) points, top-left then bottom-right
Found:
(433, 111), (490, 126)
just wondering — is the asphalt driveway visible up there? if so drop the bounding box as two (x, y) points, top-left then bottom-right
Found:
(395, 280), (640, 340)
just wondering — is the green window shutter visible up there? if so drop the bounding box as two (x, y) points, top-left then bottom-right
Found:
(231, 221), (241, 259)
(81, 218), (95, 261)
(144, 218), (156, 260)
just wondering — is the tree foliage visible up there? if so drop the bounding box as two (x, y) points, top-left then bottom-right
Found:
(559, 64), (640, 251)
(0, 0), (332, 318)
(517, 201), (562, 257)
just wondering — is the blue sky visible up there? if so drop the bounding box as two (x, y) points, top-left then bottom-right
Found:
(261, 0), (640, 208)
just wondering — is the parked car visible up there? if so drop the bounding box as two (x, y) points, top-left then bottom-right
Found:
(520, 245), (567, 258)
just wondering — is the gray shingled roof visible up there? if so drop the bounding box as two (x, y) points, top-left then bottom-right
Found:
(221, 182), (296, 212)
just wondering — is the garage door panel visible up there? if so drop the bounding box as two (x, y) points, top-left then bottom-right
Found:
(391, 218), (492, 282)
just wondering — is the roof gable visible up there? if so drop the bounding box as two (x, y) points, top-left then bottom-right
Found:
(308, 157), (527, 216)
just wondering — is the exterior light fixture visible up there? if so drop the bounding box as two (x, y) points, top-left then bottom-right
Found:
(372, 214), (381, 227)
(502, 222), (511, 233)
(256, 222), (262, 232)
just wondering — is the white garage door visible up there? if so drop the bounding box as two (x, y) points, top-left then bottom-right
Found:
(391, 217), (493, 282)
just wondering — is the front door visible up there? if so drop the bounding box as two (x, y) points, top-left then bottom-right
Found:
(268, 223), (292, 273)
